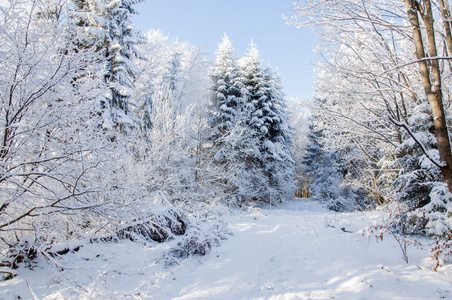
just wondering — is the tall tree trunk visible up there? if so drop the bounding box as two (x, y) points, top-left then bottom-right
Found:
(404, 0), (452, 192)
(438, 0), (452, 55)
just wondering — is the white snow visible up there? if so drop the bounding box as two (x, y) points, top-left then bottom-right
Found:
(1, 199), (451, 299)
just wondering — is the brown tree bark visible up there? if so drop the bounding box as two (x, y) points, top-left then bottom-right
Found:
(404, 0), (452, 192)
(438, 0), (452, 55)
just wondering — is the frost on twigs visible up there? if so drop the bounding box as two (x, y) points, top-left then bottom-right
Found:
(367, 188), (452, 270)
(365, 201), (418, 264)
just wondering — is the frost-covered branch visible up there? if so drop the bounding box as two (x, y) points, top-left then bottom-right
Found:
(388, 115), (445, 168)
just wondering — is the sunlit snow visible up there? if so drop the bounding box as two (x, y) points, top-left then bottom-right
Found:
(1, 199), (451, 299)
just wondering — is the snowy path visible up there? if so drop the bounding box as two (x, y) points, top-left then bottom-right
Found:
(1, 199), (452, 299)
(158, 200), (452, 299)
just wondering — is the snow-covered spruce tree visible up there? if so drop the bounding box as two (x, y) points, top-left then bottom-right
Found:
(237, 43), (296, 204)
(211, 117), (269, 205)
(70, 0), (145, 132)
(260, 67), (297, 202)
(206, 35), (245, 204)
(378, 102), (452, 269)
(303, 120), (342, 210)
(208, 35), (242, 143)
(163, 52), (182, 93)
(102, 0), (144, 132)
(391, 103), (442, 210)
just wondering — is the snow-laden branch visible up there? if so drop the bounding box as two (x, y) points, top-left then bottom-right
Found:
(388, 115), (445, 168)
(377, 56), (452, 77)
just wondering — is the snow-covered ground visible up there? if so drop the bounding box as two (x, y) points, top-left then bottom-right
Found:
(1, 199), (451, 299)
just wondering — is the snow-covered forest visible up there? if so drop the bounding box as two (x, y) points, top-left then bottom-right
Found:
(1, 0), (452, 298)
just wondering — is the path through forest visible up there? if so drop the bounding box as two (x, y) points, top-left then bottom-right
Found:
(158, 200), (451, 299)
(1, 199), (451, 299)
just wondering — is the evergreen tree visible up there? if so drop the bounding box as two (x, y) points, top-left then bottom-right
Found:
(377, 103), (452, 268)
(386, 103), (452, 239)
(391, 103), (442, 209)
(103, 0), (144, 131)
(208, 35), (242, 143)
(238, 43), (296, 203)
(226, 122), (270, 204)
(239, 42), (267, 136)
(163, 52), (182, 92)
(207, 36), (245, 205)
(303, 121), (343, 210)
(70, 0), (145, 132)
(261, 67), (297, 201)
(208, 39), (296, 205)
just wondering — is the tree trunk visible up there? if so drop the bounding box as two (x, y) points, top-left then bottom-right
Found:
(438, 0), (452, 56)
(404, 0), (452, 192)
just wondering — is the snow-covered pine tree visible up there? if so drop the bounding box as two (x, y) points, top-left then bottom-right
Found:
(103, 0), (144, 132)
(70, 0), (145, 132)
(374, 102), (452, 269)
(386, 103), (452, 238)
(239, 42), (265, 134)
(303, 121), (345, 210)
(163, 52), (182, 92)
(206, 36), (244, 205)
(303, 118), (331, 192)
(235, 42), (272, 203)
(227, 122), (270, 204)
(261, 67), (297, 202)
(391, 103), (442, 210)
(208, 35), (242, 143)
(238, 42), (296, 203)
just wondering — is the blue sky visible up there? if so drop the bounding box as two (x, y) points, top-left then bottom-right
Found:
(132, 0), (317, 100)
